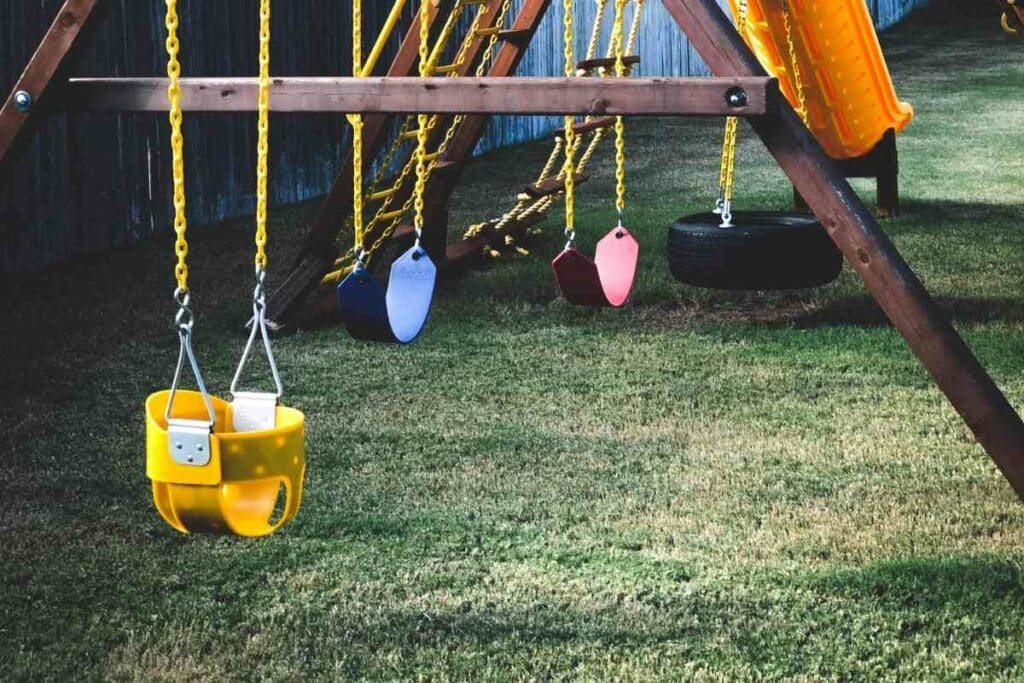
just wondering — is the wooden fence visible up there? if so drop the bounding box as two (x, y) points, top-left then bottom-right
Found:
(0, 0), (929, 272)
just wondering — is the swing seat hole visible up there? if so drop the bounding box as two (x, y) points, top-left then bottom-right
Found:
(412, 249), (423, 262)
(615, 230), (626, 239)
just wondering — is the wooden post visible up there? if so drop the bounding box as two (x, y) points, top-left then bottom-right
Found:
(0, 0), (99, 167)
(662, 0), (1024, 499)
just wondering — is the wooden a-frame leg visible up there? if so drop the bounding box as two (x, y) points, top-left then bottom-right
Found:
(663, 0), (1024, 499)
(0, 0), (99, 167)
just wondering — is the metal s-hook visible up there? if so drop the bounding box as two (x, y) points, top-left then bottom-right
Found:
(230, 266), (284, 433)
(165, 288), (217, 428)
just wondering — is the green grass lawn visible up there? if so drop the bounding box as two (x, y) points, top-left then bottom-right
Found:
(3, 8), (1024, 681)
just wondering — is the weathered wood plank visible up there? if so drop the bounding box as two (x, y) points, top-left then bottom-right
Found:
(61, 76), (776, 116)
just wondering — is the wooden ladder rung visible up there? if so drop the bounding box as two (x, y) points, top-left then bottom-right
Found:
(498, 28), (532, 45)
(433, 64), (459, 75)
(433, 160), (459, 172)
(474, 26), (502, 38)
(524, 173), (589, 199)
(576, 55), (641, 74)
(554, 115), (616, 139)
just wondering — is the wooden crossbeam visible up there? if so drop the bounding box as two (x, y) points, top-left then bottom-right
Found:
(0, 0), (99, 167)
(666, 0), (1024, 499)
(60, 76), (774, 116)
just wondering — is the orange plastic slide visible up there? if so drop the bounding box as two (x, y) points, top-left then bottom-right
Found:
(727, 0), (914, 159)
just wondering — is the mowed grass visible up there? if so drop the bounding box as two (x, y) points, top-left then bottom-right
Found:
(3, 7), (1024, 680)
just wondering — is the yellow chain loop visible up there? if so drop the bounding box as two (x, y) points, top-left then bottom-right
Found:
(781, 1), (809, 127)
(612, 0), (628, 219)
(164, 0), (189, 292)
(254, 0), (271, 270)
(562, 0), (576, 238)
(351, 0), (365, 253)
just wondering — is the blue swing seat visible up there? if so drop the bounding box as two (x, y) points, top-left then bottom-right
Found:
(337, 243), (437, 344)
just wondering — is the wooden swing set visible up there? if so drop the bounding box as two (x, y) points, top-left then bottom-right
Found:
(3, 0), (1024, 508)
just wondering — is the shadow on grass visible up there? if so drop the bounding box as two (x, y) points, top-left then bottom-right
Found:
(809, 555), (1024, 612)
(793, 295), (1024, 328)
(895, 199), (1024, 231)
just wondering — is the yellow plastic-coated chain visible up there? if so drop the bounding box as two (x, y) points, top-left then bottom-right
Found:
(781, 2), (809, 127)
(351, 0), (365, 252)
(612, 0), (628, 218)
(562, 0), (576, 237)
(717, 0), (747, 207)
(254, 0), (271, 270)
(414, 0), (431, 234)
(165, 0), (188, 292)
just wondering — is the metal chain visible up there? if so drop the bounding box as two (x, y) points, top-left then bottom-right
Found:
(165, 0), (189, 294)
(612, 0), (628, 223)
(254, 0), (271, 270)
(412, 1), (431, 241)
(351, 0), (365, 259)
(562, 0), (576, 245)
(715, 0), (747, 226)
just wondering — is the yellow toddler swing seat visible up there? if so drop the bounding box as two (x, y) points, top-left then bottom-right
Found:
(146, 0), (306, 538)
(146, 390), (305, 537)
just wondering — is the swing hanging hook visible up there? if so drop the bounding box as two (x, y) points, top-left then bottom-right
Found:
(165, 288), (217, 426)
(231, 266), (284, 401)
(564, 227), (577, 251)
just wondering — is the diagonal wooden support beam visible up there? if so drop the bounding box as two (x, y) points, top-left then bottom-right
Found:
(664, 0), (1024, 499)
(0, 0), (99, 167)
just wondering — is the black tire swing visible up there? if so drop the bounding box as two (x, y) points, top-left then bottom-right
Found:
(668, 0), (842, 292)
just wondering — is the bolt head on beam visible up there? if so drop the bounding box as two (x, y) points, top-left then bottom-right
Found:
(14, 90), (33, 113)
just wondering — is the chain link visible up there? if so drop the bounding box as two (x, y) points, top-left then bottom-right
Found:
(715, 0), (747, 225)
(562, 0), (576, 243)
(612, 0), (628, 221)
(413, 0), (431, 238)
(254, 0), (271, 269)
(165, 0), (189, 293)
(351, 0), (365, 256)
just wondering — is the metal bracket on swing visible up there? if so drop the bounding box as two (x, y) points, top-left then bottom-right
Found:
(166, 289), (216, 467)
(230, 266), (284, 433)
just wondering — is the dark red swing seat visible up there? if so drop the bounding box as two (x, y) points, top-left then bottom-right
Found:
(552, 225), (640, 307)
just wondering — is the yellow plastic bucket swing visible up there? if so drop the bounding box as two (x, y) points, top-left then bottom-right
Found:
(146, 287), (306, 537)
(146, 0), (305, 537)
